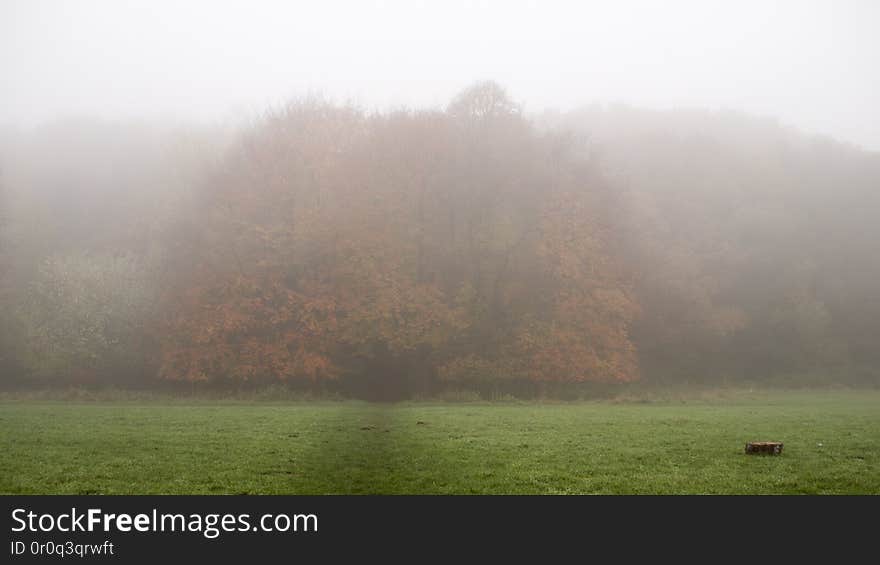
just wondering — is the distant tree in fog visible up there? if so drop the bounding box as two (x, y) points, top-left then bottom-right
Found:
(17, 253), (156, 383)
(158, 84), (638, 394)
(2, 85), (879, 394)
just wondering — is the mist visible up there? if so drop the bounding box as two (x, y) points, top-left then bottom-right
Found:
(3, 0), (879, 150)
(4, 2), (880, 507)
(1, 1), (880, 398)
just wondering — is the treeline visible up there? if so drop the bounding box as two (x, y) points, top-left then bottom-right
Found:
(545, 105), (880, 385)
(1, 83), (878, 397)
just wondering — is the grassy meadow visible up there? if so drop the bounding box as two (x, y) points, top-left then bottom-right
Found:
(1, 391), (878, 494)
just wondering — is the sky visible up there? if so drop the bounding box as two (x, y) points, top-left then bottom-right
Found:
(2, 0), (878, 150)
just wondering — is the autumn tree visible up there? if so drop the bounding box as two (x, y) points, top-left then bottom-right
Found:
(4, 86), (879, 392)
(553, 104), (880, 384)
(160, 85), (640, 396)
(437, 93), (639, 388)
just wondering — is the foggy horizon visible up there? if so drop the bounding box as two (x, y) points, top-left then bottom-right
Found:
(2, 0), (879, 151)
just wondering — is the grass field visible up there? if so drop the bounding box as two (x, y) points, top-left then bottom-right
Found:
(1, 391), (878, 494)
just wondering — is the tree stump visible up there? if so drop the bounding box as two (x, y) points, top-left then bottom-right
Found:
(745, 441), (783, 455)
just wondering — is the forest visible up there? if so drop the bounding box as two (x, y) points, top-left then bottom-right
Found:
(2, 82), (879, 398)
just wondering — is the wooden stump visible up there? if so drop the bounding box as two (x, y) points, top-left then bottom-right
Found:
(745, 441), (783, 455)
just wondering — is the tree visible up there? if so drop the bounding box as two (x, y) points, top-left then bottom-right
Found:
(556, 104), (880, 384)
(160, 87), (640, 395)
(17, 253), (157, 384)
(0, 169), (17, 383)
(447, 81), (520, 122)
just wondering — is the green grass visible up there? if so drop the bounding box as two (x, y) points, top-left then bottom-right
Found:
(1, 391), (878, 494)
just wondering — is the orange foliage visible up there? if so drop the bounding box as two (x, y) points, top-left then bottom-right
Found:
(160, 88), (640, 386)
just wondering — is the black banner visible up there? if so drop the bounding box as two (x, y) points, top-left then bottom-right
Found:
(2, 495), (875, 562)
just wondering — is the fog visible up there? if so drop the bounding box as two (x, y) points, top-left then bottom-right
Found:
(2, 2), (880, 398)
(3, 0), (879, 150)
